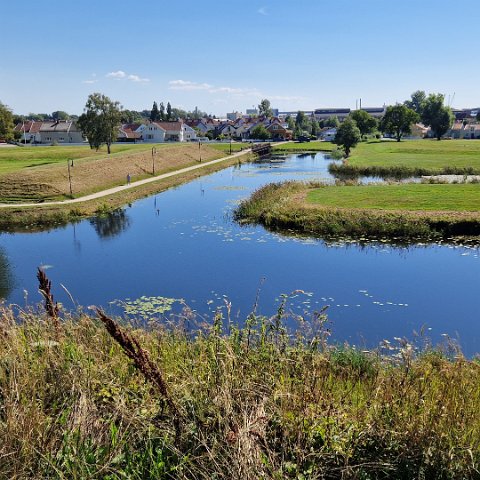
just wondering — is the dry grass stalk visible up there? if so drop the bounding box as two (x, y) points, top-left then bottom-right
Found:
(95, 308), (182, 434)
(36, 267), (61, 336)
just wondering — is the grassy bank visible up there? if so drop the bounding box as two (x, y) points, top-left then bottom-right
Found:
(0, 144), (225, 204)
(272, 141), (335, 153)
(235, 181), (480, 240)
(0, 152), (254, 232)
(0, 143), (158, 175)
(1, 287), (479, 478)
(209, 142), (251, 153)
(330, 140), (480, 178)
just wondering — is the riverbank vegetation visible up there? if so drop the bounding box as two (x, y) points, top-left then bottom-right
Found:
(235, 181), (480, 240)
(1, 270), (479, 479)
(330, 140), (480, 178)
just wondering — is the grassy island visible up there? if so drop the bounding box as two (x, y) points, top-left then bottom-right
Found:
(235, 181), (480, 240)
(1, 285), (479, 478)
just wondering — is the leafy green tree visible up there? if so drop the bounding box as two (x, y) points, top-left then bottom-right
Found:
(159, 102), (165, 121)
(349, 110), (377, 136)
(258, 98), (273, 118)
(150, 101), (160, 121)
(404, 90), (426, 116)
(333, 118), (361, 157)
(120, 109), (144, 124)
(421, 93), (454, 140)
(166, 102), (172, 121)
(311, 119), (320, 137)
(285, 115), (295, 130)
(52, 111), (70, 121)
(250, 124), (270, 140)
(0, 102), (15, 142)
(325, 116), (340, 128)
(77, 93), (122, 154)
(295, 111), (307, 131)
(28, 113), (50, 121)
(380, 105), (419, 142)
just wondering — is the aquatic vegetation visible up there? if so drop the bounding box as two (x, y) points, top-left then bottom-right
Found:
(111, 295), (183, 320)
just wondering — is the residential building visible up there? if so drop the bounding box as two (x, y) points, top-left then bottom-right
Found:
(39, 120), (84, 144)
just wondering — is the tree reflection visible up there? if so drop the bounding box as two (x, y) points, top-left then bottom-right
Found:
(89, 209), (131, 240)
(0, 248), (14, 300)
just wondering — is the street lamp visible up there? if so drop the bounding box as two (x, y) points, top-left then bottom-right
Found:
(152, 146), (157, 175)
(67, 160), (73, 197)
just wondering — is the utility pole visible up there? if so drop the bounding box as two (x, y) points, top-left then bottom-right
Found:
(152, 146), (157, 175)
(67, 160), (73, 197)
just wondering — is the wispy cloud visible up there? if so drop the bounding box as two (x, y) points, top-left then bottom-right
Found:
(168, 79), (308, 107)
(169, 79), (261, 97)
(82, 80), (97, 84)
(258, 6), (268, 15)
(106, 70), (150, 82)
(107, 70), (127, 79)
(169, 80), (213, 91)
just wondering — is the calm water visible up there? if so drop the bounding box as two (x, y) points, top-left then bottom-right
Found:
(1, 153), (479, 354)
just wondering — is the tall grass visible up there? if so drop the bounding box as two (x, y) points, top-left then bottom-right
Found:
(329, 162), (480, 179)
(0, 272), (479, 478)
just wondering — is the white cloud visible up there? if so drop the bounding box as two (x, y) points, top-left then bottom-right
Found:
(128, 74), (150, 83)
(169, 80), (213, 91)
(82, 80), (97, 84)
(107, 70), (127, 79)
(169, 79), (260, 97)
(258, 6), (268, 15)
(105, 70), (149, 83)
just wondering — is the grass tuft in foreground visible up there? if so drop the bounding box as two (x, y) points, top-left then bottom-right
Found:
(0, 272), (479, 478)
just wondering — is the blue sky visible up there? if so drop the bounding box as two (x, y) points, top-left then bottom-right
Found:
(2, 0), (479, 116)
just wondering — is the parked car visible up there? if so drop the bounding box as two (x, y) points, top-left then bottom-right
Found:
(297, 135), (311, 143)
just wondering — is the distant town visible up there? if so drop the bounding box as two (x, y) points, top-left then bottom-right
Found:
(5, 98), (480, 146)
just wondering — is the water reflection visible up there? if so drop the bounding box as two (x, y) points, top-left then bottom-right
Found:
(0, 247), (15, 300)
(89, 209), (131, 240)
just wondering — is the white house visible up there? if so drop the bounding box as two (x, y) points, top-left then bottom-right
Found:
(14, 121), (42, 143)
(183, 124), (197, 141)
(139, 121), (185, 142)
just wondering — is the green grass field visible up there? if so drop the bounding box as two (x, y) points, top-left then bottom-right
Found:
(349, 139), (480, 170)
(307, 184), (480, 211)
(0, 144), (173, 175)
(209, 142), (251, 153)
(273, 140), (335, 152)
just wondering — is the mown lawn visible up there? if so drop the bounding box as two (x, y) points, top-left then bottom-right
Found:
(307, 183), (480, 211)
(348, 139), (480, 170)
(273, 140), (335, 152)
(0, 143), (176, 175)
(209, 142), (251, 153)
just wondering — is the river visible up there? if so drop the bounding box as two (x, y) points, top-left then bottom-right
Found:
(1, 152), (479, 355)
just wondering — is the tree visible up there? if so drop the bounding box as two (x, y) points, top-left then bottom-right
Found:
(250, 124), (270, 141)
(325, 115), (340, 128)
(52, 110), (70, 121)
(258, 98), (273, 118)
(166, 102), (172, 121)
(333, 118), (361, 157)
(285, 115), (295, 130)
(295, 111), (306, 130)
(349, 110), (377, 136)
(121, 109), (144, 124)
(404, 90), (426, 116)
(0, 102), (15, 142)
(77, 93), (122, 154)
(421, 93), (454, 140)
(150, 101), (160, 121)
(311, 119), (320, 137)
(159, 102), (165, 121)
(380, 105), (419, 142)
(476, 111), (480, 122)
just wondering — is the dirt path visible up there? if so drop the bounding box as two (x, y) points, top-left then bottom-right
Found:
(0, 149), (251, 209)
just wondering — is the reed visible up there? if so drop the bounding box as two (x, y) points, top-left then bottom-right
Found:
(0, 272), (479, 478)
